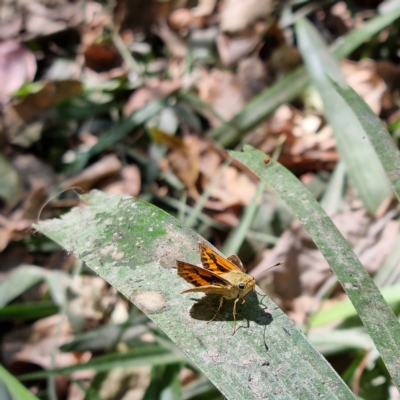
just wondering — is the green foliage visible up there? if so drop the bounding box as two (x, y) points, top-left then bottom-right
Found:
(35, 191), (356, 400)
(230, 146), (400, 390)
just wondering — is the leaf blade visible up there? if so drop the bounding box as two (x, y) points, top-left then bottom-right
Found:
(230, 145), (400, 390)
(35, 190), (356, 400)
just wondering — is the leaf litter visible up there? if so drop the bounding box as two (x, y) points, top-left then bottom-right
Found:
(1, 0), (400, 398)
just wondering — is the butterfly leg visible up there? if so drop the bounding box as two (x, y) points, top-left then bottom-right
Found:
(232, 297), (240, 334)
(208, 296), (224, 323)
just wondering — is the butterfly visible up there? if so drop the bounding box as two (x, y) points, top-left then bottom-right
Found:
(176, 242), (283, 333)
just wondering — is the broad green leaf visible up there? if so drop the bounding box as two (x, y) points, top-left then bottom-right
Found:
(0, 154), (23, 207)
(0, 303), (58, 321)
(333, 83), (400, 203)
(209, 5), (400, 147)
(309, 328), (373, 356)
(0, 265), (67, 307)
(310, 284), (400, 328)
(230, 145), (400, 390)
(374, 231), (400, 287)
(142, 364), (182, 400)
(295, 18), (392, 213)
(0, 364), (39, 400)
(35, 190), (356, 399)
(0, 266), (44, 307)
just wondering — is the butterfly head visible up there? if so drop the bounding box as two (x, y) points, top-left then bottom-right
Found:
(236, 274), (255, 296)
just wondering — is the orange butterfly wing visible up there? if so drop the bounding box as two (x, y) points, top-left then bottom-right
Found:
(199, 242), (245, 274)
(176, 261), (230, 288)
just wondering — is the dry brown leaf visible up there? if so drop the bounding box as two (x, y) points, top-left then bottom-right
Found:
(375, 60), (400, 91)
(62, 155), (122, 191)
(216, 33), (259, 67)
(123, 79), (181, 115)
(104, 165), (141, 197)
(198, 145), (222, 178)
(220, 0), (272, 34)
(269, 44), (302, 76)
(341, 59), (386, 114)
(168, 9), (206, 30)
(0, 8), (22, 41)
(250, 105), (338, 172)
(193, 0), (218, 17)
(12, 80), (83, 122)
(237, 57), (268, 99)
(197, 69), (246, 127)
(253, 209), (400, 312)
(2, 315), (80, 370)
(0, 41), (36, 103)
(153, 19), (188, 58)
(167, 135), (201, 197)
(203, 166), (256, 209)
(84, 42), (123, 73)
(207, 210), (240, 227)
(67, 275), (110, 331)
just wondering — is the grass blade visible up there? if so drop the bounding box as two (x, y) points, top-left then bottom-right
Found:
(295, 18), (392, 213)
(35, 190), (356, 399)
(334, 83), (400, 202)
(230, 145), (400, 390)
(0, 364), (39, 400)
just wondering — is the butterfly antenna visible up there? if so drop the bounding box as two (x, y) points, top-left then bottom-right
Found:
(263, 260), (284, 272)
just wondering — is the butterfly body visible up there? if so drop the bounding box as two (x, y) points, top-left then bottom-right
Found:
(180, 270), (255, 300)
(176, 243), (257, 333)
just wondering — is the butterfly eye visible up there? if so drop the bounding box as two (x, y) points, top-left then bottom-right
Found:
(238, 283), (245, 289)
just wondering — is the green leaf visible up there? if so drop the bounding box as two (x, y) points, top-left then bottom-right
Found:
(0, 364), (39, 400)
(142, 364), (182, 400)
(0, 303), (58, 321)
(0, 266), (44, 307)
(309, 328), (373, 356)
(310, 284), (400, 328)
(0, 154), (23, 208)
(0, 265), (67, 307)
(295, 18), (392, 213)
(35, 190), (356, 399)
(333, 83), (400, 203)
(230, 145), (400, 391)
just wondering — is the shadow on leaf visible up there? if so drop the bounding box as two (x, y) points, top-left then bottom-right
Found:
(187, 292), (273, 328)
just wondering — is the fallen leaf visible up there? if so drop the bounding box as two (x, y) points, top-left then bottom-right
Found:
(84, 41), (123, 73)
(216, 33), (259, 66)
(341, 59), (386, 114)
(193, 0), (218, 17)
(12, 80), (82, 122)
(220, 0), (272, 34)
(253, 209), (400, 310)
(167, 135), (201, 197)
(124, 79), (181, 115)
(62, 155), (122, 191)
(197, 69), (246, 127)
(0, 41), (36, 103)
(104, 165), (141, 197)
(204, 166), (257, 209)
(153, 19), (187, 58)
